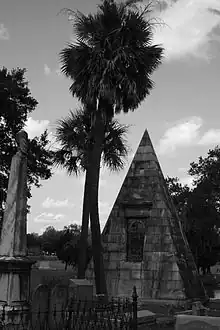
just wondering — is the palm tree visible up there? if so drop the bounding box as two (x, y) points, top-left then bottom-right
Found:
(53, 107), (129, 280)
(60, 0), (163, 294)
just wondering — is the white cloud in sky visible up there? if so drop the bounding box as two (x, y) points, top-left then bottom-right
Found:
(198, 129), (220, 145)
(42, 197), (74, 209)
(34, 212), (65, 223)
(157, 116), (202, 154)
(24, 117), (50, 139)
(151, 0), (220, 61)
(0, 23), (9, 40)
(179, 176), (194, 188)
(44, 63), (63, 77)
(158, 116), (220, 155)
(44, 64), (51, 76)
(55, 64), (62, 76)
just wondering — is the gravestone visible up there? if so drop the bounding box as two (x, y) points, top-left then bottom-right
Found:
(31, 284), (50, 329)
(48, 284), (69, 329)
(69, 279), (93, 312)
(87, 129), (207, 303)
(175, 315), (220, 330)
(38, 260), (50, 269)
(0, 131), (35, 327)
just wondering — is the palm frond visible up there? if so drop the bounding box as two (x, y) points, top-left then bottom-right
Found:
(102, 119), (129, 171)
(60, 0), (163, 113)
(54, 106), (130, 174)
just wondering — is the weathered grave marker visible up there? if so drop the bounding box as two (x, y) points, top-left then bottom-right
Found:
(48, 284), (68, 329)
(31, 284), (50, 329)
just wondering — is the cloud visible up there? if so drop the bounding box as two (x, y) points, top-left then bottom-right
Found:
(151, 0), (220, 61)
(0, 23), (9, 40)
(43, 63), (63, 77)
(158, 116), (220, 156)
(24, 117), (50, 139)
(44, 64), (51, 76)
(34, 212), (65, 223)
(157, 116), (202, 155)
(55, 64), (62, 76)
(42, 197), (74, 209)
(198, 129), (220, 146)
(179, 176), (194, 188)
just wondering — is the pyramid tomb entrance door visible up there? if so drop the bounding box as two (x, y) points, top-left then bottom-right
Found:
(123, 201), (152, 263)
(126, 218), (146, 262)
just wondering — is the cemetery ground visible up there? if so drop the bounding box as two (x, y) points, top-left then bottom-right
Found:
(29, 255), (220, 329)
(29, 256), (176, 329)
(30, 256), (76, 293)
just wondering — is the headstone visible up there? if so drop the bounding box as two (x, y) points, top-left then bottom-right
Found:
(87, 129), (207, 303)
(69, 279), (93, 301)
(38, 260), (50, 269)
(31, 284), (50, 329)
(175, 315), (220, 329)
(48, 284), (69, 329)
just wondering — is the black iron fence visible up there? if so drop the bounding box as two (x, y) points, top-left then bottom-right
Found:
(0, 287), (138, 329)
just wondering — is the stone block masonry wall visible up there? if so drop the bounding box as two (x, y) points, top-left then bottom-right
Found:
(87, 129), (207, 302)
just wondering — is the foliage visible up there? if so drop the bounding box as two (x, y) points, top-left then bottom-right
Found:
(60, 0), (163, 116)
(27, 232), (42, 248)
(166, 148), (220, 273)
(33, 224), (92, 270)
(166, 176), (190, 214)
(55, 225), (92, 270)
(41, 226), (62, 255)
(53, 107), (129, 174)
(0, 67), (53, 230)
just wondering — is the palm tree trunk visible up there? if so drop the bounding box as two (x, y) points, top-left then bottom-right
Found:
(0, 201), (4, 237)
(87, 111), (107, 295)
(78, 169), (90, 279)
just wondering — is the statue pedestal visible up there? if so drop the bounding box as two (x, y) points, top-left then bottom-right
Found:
(0, 256), (35, 328)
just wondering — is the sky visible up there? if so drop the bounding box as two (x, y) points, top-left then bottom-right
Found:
(1, 0), (220, 234)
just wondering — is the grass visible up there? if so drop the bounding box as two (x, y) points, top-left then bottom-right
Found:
(30, 257), (77, 294)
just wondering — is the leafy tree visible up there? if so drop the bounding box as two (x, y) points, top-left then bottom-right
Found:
(0, 67), (53, 232)
(53, 107), (129, 279)
(166, 177), (190, 215)
(41, 226), (62, 255)
(60, 0), (163, 294)
(27, 232), (42, 248)
(188, 147), (220, 272)
(56, 224), (92, 270)
(27, 232), (42, 255)
(166, 155), (220, 275)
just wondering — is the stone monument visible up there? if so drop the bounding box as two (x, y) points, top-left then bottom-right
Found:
(0, 130), (35, 327)
(87, 129), (208, 303)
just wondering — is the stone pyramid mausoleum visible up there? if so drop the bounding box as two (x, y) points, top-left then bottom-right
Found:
(87, 129), (207, 302)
